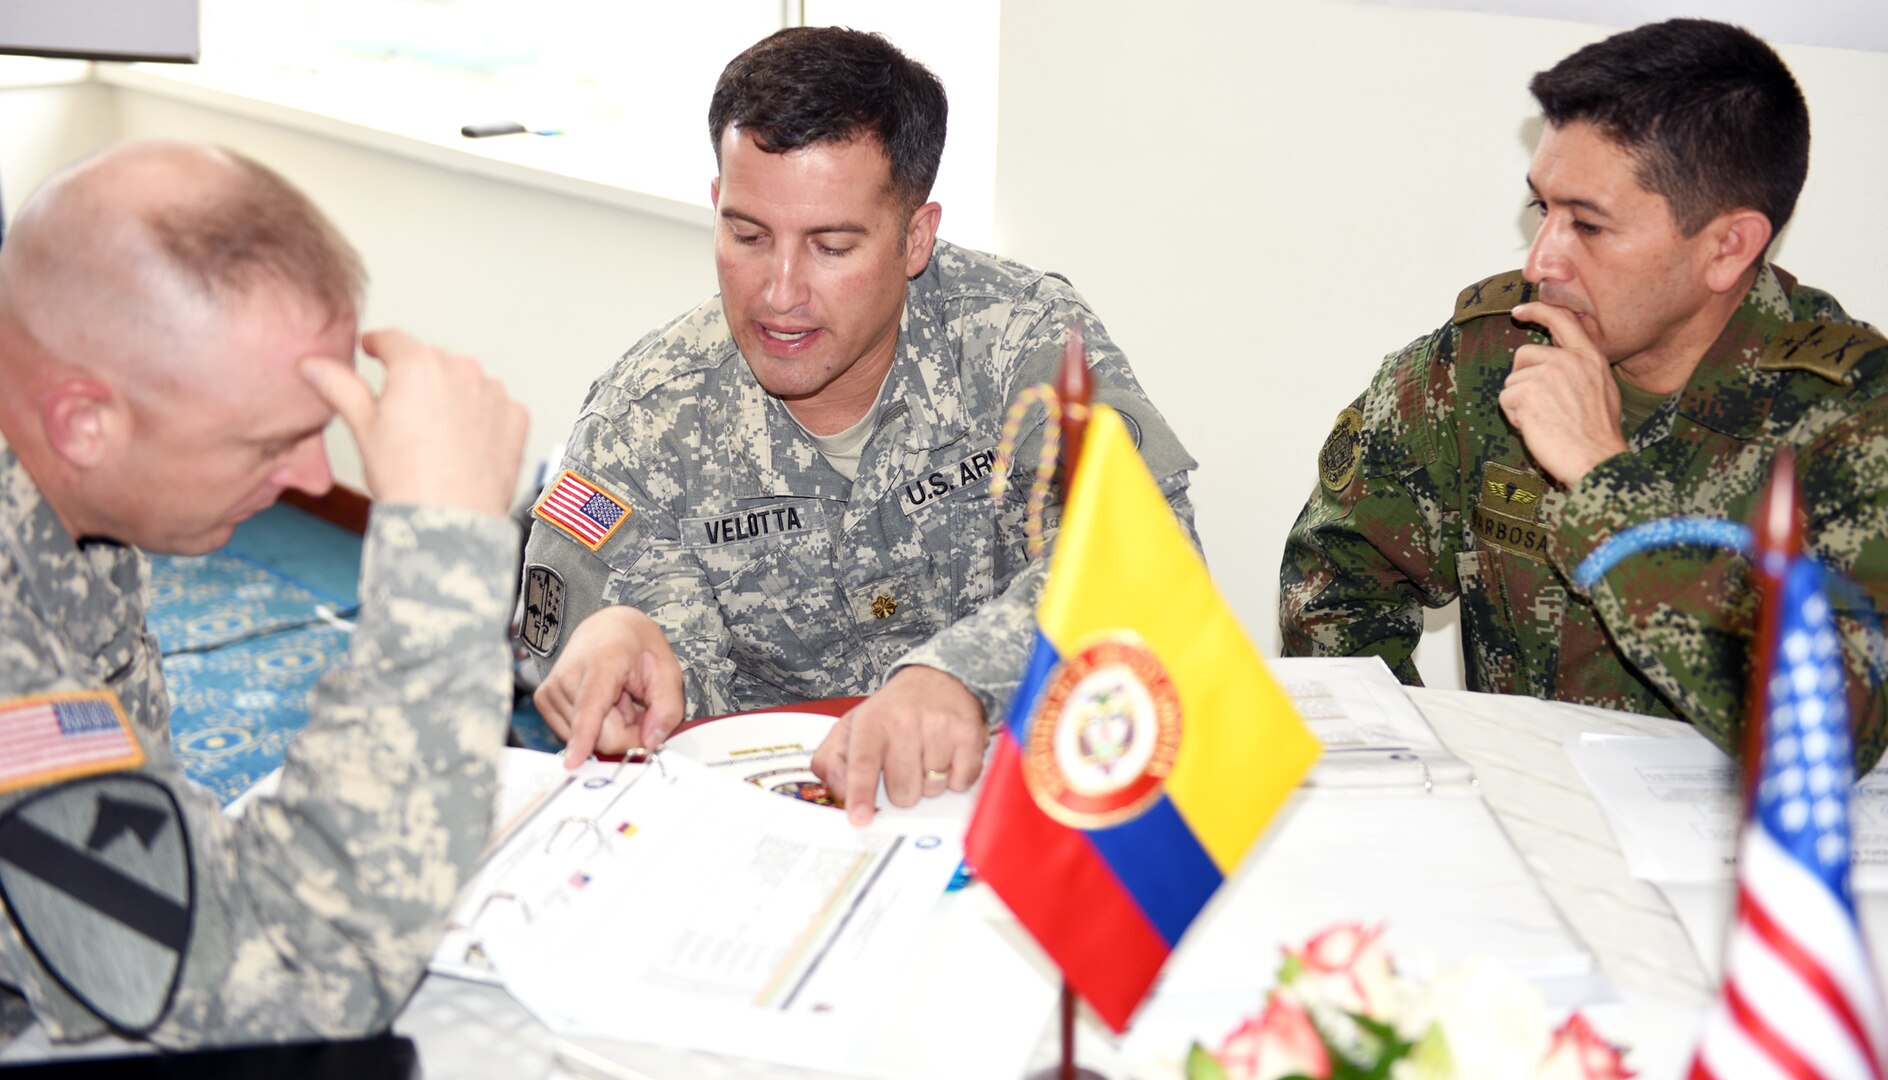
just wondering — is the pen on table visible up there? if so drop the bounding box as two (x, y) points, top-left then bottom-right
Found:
(460, 121), (563, 138)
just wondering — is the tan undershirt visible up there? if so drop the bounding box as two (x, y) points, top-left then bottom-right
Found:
(791, 386), (888, 483)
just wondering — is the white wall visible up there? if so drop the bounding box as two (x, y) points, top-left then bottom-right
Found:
(0, 76), (115, 223)
(992, 0), (1888, 685)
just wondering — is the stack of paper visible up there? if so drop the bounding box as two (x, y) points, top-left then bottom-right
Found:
(1566, 730), (1888, 977)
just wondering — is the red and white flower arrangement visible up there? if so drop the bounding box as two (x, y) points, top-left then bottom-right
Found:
(1186, 923), (1633, 1080)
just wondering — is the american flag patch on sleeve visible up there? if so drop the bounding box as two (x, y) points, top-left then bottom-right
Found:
(0, 691), (144, 794)
(533, 470), (632, 552)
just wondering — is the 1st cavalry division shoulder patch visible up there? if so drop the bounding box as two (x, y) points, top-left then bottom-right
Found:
(1319, 408), (1364, 494)
(533, 470), (632, 552)
(0, 774), (192, 1034)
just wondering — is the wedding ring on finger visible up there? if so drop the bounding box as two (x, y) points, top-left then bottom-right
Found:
(923, 768), (950, 783)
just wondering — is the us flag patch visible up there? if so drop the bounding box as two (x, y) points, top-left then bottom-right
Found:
(534, 470), (631, 551)
(0, 691), (144, 794)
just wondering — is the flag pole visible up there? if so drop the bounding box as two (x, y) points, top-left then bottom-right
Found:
(1033, 324), (1106, 1080)
(1056, 322), (1092, 496)
(1739, 448), (1801, 803)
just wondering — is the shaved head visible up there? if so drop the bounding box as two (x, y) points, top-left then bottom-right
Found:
(0, 140), (363, 395)
(0, 140), (365, 551)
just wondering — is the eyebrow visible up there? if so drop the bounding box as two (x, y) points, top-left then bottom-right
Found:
(1526, 175), (1613, 219)
(257, 420), (329, 449)
(718, 207), (870, 236)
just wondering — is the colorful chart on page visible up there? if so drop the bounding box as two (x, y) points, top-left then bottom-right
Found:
(661, 710), (844, 809)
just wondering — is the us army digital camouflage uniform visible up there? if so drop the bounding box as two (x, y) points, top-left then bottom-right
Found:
(1282, 266), (1888, 770)
(523, 240), (1197, 721)
(0, 434), (518, 1047)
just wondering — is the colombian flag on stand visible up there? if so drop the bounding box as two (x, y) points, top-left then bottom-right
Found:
(964, 406), (1322, 1033)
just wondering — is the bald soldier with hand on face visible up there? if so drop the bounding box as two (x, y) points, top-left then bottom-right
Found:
(0, 141), (528, 1047)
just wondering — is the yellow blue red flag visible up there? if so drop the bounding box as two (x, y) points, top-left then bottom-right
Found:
(964, 405), (1321, 1032)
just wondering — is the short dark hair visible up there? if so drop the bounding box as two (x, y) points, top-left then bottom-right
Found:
(147, 151), (365, 326)
(709, 26), (948, 212)
(1529, 19), (1809, 240)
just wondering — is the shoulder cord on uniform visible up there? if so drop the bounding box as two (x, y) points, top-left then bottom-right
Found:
(989, 383), (1061, 563)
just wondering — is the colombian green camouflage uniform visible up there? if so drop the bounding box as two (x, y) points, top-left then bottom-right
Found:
(0, 434), (518, 1047)
(523, 240), (1196, 721)
(1282, 266), (1888, 770)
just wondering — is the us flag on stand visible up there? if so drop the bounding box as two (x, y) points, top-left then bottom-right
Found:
(1690, 556), (1888, 1079)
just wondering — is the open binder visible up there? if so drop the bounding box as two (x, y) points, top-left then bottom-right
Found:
(426, 695), (936, 982)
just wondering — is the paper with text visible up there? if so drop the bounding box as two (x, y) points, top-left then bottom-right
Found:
(1272, 656), (1475, 790)
(1566, 730), (1888, 890)
(480, 754), (966, 1075)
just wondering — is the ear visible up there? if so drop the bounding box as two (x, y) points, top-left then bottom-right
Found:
(40, 378), (119, 470)
(1702, 208), (1774, 294)
(710, 177), (721, 209)
(903, 202), (942, 279)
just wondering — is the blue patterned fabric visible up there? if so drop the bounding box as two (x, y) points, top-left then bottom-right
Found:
(150, 550), (354, 805)
(148, 506), (559, 804)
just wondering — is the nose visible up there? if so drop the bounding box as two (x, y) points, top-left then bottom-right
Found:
(764, 248), (809, 314)
(1524, 213), (1570, 286)
(275, 433), (334, 498)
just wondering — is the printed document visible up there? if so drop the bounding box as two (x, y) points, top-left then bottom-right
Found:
(478, 754), (973, 1075)
(1273, 656), (1475, 790)
(1565, 730), (1888, 890)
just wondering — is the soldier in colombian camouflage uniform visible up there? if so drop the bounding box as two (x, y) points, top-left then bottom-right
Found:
(524, 27), (1196, 823)
(1282, 20), (1888, 771)
(0, 142), (529, 1047)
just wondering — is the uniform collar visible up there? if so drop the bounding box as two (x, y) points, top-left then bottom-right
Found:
(0, 431), (149, 673)
(1671, 264), (1794, 439)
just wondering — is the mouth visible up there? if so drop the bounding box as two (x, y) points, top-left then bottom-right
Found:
(1536, 289), (1587, 317)
(754, 322), (822, 355)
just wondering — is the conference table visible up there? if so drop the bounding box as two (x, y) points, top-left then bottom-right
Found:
(6, 687), (1880, 1079)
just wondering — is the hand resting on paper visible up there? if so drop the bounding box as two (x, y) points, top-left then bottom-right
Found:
(812, 666), (988, 826)
(534, 605), (686, 764)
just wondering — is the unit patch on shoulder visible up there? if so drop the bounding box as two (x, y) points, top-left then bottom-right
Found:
(0, 691), (143, 796)
(533, 470), (632, 552)
(1756, 320), (1888, 384)
(0, 773), (191, 1035)
(1319, 408), (1364, 494)
(1452, 270), (1532, 326)
(519, 564), (566, 656)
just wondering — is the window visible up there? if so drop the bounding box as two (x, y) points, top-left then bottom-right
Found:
(197, 0), (999, 245)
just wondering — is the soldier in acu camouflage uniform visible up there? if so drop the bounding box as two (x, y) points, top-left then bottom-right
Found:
(523, 27), (1195, 823)
(1282, 20), (1888, 770)
(0, 142), (528, 1047)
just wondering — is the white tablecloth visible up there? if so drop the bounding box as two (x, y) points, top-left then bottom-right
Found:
(8, 689), (1876, 1078)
